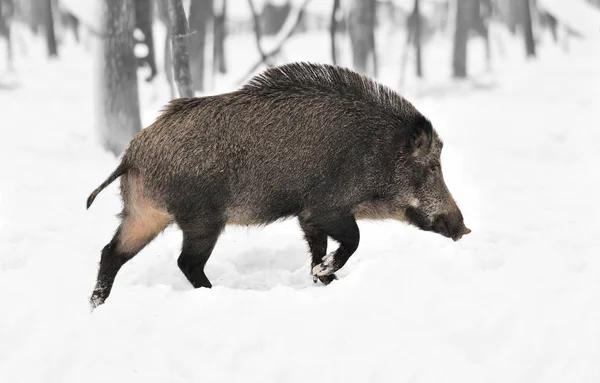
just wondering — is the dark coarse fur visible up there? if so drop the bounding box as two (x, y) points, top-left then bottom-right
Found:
(121, 63), (422, 223)
(87, 62), (469, 308)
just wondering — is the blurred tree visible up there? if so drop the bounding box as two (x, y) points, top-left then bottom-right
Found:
(411, 0), (423, 77)
(330, 0), (340, 65)
(188, 0), (213, 92)
(238, 0), (311, 83)
(0, 0), (14, 70)
(472, 0), (492, 69)
(507, 0), (523, 34)
(505, 0), (536, 57)
(157, 0), (176, 98)
(44, 0), (57, 57)
(29, 0), (45, 34)
(59, 9), (80, 44)
(262, 1), (290, 36)
(349, 0), (376, 76)
(539, 10), (557, 43)
(523, 0), (535, 57)
(453, 0), (477, 78)
(248, 0), (269, 64)
(213, 0), (227, 74)
(399, 0), (425, 85)
(95, 0), (141, 155)
(134, 0), (158, 82)
(168, 0), (194, 97)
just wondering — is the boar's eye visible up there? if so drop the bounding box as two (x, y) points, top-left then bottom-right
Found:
(428, 164), (440, 176)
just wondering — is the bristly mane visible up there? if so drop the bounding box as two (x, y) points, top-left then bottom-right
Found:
(241, 62), (415, 116)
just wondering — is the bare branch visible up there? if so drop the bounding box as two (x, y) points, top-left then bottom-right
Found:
(246, 0), (269, 63)
(237, 0), (312, 84)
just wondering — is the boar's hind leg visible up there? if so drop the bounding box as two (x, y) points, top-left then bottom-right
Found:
(90, 211), (170, 308)
(299, 218), (336, 285)
(177, 219), (225, 289)
(308, 214), (360, 281)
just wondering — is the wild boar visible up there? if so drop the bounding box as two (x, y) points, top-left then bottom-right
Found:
(86, 62), (470, 307)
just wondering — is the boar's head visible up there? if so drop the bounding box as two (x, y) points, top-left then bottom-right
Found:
(394, 116), (471, 241)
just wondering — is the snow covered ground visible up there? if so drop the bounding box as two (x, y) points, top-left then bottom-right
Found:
(1, 27), (600, 382)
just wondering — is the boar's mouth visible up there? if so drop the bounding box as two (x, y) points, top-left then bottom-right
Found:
(452, 227), (471, 241)
(431, 216), (471, 241)
(406, 207), (471, 241)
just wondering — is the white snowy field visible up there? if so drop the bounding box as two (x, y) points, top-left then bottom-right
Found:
(1, 27), (600, 382)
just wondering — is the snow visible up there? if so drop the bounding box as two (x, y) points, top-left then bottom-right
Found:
(1, 24), (600, 383)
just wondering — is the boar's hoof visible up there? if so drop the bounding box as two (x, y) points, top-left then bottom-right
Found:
(312, 253), (338, 285)
(312, 252), (336, 277)
(313, 274), (338, 285)
(90, 289), (106, 310)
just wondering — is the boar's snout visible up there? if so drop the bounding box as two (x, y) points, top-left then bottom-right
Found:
(431, 211), (471, 241)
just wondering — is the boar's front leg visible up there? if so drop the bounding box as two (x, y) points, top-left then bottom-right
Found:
(177, 219), (225, 289)
(303, 213), (360, 283)
(299, 217), (336, 285)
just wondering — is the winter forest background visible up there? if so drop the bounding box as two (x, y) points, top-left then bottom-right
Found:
(3, 0), (596, 153)
(1, 1), (600, 382)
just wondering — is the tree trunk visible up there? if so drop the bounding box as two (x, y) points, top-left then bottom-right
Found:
(157, 0), (176, 98)
(44, 0), (58, 57)
(213, 0), (227, 74)
(168, 0), (194, 97)
(188, 0), (213, 92)
(30, 0), (45, 34)
(134, 0), (157, 81)
(330, 0), (340, 65)
(412, 0), (422, 78)
(507, 0), (522, 34)
(0, 0), (14, 69)
(95, 0), (141, 156)
(452, 0), (473, 78)
(262, 1), (291, 36)
(348, 0), (376, 76)
(523, 0), (535, 57)
(164, 33), (176, 98)
(369, 10), (377, 77)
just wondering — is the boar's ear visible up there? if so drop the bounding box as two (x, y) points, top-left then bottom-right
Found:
(406, 117), (433, 157)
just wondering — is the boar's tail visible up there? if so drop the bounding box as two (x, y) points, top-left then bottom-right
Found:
(86, 162), (128, 209)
